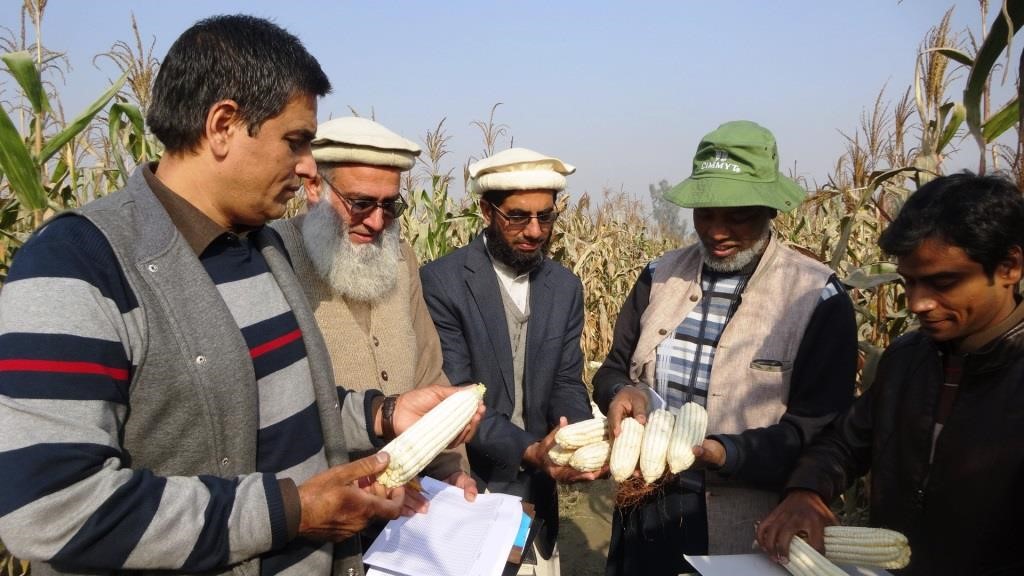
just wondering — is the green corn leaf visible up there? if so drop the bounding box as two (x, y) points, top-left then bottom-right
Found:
(1, 50), (49, 115)
(38, 72), (127, 165)
(0, 106), (48, 210)
(981, 97), (1019, 141)
(938, 101), (966, 151)
(964, 1), (1024, 146)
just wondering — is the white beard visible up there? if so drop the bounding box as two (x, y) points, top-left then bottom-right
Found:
(301, 198), (400, 303)
(700, 226), (771, 273)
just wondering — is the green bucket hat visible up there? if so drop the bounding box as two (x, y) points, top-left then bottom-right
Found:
(665, 120), (805, 212)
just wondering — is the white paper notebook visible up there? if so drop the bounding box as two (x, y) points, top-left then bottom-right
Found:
(364, 477), (523, 576)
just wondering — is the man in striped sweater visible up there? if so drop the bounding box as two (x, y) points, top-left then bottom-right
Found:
(0, 15), (480, 576)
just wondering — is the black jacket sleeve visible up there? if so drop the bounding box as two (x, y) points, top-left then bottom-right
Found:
(710, 276), (858, 490)
(591, 264), (653, 414)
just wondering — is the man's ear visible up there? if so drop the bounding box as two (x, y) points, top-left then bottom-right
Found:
(205, 99), (242, 158)
(479, 200), (493, 226)
(305, 174), (324, 204)
(998, 245), (1023, 286)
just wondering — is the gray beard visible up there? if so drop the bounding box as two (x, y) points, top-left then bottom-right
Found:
(301, 198), (400, 303)
(700, 226), (771, 273)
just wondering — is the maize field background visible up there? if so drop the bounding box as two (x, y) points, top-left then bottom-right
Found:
(0, 1), (1021, 573)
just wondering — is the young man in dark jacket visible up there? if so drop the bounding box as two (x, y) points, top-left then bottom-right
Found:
(757, 172), (1024, 576)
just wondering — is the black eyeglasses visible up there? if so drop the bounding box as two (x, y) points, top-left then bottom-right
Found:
(487, 202), (559, 228)
(321, 177), (408, 219)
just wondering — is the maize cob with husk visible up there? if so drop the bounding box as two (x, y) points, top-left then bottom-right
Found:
(547, 444), (576, 466)
(666, 401), (707, 473)
(823, 526), (910, 569)
(569, 440), (610, 472)
(638, 409), (674, 483)
(784, 535), (847, 576)
(555, 417), (607, 449)
(377, 384), (486, 488)
(609, 417), (644, 482)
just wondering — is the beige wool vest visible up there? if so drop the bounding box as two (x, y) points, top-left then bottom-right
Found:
(629, 236), (834, 554)
(272, 217), (464, 478)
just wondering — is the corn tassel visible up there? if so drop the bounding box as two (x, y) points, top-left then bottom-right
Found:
(666, 401), (707, 473)
(377, 384), (486, 488)
(569, 440), (610, 472)
(547, 444), (575, 466)
(639, 409), (674, 483)
(823, 526), (910, 569)
(784, 535), (847, 576)
(609, 417), (644, 482)
(555, 418), (608, 449)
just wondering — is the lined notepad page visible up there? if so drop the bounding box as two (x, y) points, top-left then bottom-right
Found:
(364, 477), (523, 576)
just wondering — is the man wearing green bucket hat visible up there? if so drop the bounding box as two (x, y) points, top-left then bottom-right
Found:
(593, 120), (858, 575)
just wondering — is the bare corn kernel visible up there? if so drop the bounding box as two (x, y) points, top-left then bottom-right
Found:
(666, 401), (707, 473)
(639, 409), (674, 484)
(609, 417), (644, 482)
(569, 440), (610, 472)
(377, 384), (486, 488)
(547, 444), (575, 466)
(823, 526), (911, 569)
(555, 418), (608, 449)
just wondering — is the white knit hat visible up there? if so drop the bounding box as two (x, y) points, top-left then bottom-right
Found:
(468, 147), (576, 195)
(311, 117), (421, 171)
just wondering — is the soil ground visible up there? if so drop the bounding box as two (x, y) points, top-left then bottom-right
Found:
(557, 480), (615, 576)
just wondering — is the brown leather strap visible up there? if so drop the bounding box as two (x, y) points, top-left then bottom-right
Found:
(382, 394), (400, 440)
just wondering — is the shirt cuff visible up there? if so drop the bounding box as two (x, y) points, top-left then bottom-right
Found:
(265, 475), (293, 550)
(709, 433), (741, 475)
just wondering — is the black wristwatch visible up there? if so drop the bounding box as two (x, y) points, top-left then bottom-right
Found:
(381, 394), (399, 440)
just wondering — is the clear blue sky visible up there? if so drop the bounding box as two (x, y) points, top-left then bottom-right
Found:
(2, 1), (1019, 201)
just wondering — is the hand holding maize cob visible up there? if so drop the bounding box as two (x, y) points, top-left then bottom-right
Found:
(569, 440), (610, 472)
(377, 384), (486, 488)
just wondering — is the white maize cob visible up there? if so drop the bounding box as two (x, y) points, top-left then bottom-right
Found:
(784, 535), (847, 576)
(639, 409), (674, 483)
(377, 384), (486, 488)
(569, 440), (610, 472)
(666, 401), (708, 473)
(555, 418), (608, 449)
(547, 444), (576, 466)
(823, 526), (911, 570)
(609, 417), (644, 482)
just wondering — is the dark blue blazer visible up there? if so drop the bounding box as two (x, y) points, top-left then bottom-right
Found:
(420, 234), (592, 556)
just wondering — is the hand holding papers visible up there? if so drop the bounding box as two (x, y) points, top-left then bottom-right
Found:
(364, 477), (527, 576)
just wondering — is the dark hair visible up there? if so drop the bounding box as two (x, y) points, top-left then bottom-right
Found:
(878, 172), (1024, 275)
(147, 15), (330, 153)
(481, 189), (558, 207)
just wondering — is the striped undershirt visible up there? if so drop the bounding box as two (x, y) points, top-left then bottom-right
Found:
(651, 259), (844, 411)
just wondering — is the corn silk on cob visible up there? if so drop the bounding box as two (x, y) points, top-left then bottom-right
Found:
(824, 526), (910, 570)
(569, 440), (610, 472)
(639, 409), (674, 483)
(547, 444), (576, 466)
(783, 535), (847, 576)
(666, 401), (708, 473)
(554, 417), (608, 449)
(377, 383), (486, 488)
(609, 417), (644, 482)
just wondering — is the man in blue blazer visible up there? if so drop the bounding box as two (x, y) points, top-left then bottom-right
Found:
(421, 147), (599, 575)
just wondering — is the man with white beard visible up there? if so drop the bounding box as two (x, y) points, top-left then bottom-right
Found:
(591, 120), (858, 576)
(271, 117), (471, 492)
